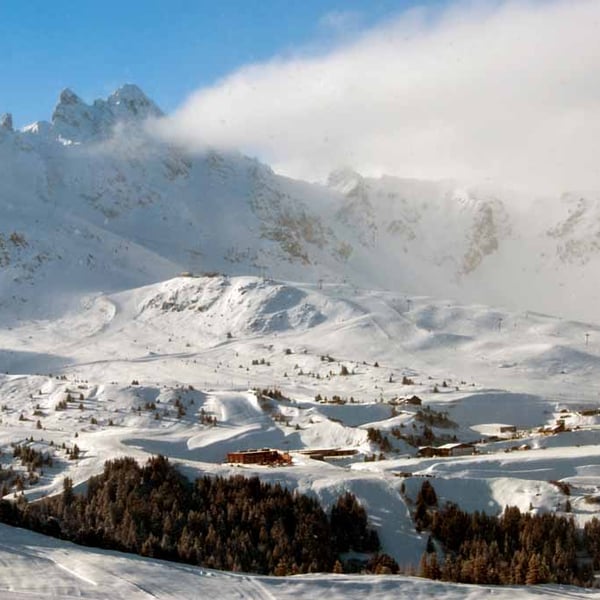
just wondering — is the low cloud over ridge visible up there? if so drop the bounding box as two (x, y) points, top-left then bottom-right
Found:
(161, 0), (600, 192)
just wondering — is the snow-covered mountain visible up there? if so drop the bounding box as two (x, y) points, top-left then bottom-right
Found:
(2, 85), (600, 324)
(5, 85), (600, 598)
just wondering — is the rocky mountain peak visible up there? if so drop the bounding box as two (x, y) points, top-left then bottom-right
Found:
(327, 167), (364, 195)
(1, 112), (14, 132)
(57, 88), (83, 107)
(50, 84), (162, 143)
(105, 84), (163, 118)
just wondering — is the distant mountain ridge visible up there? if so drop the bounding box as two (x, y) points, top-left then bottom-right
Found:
(1, 85), (600, 323)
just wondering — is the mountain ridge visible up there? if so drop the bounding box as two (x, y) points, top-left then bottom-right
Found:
(2, 85), (600, 324)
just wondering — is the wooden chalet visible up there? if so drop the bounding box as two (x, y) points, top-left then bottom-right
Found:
(403, 395), (422, 406)
(226, 448), (292, 466)
(297, 448), (358, 461)
(417, 442), (476, 458)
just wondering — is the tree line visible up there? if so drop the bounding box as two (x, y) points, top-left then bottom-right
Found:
(416, 481), (598, 586)
(0, 455), (379, 575)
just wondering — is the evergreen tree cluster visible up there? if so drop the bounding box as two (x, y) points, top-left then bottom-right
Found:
(0, 455), (379, 576)
(330, 492), (380, 554)
(366, 427), (392, 452)
(584, 518), (600, 570)
(420, 496), (594, 586)
(0, 443), (54, 496)
(11, 443), (53, 471)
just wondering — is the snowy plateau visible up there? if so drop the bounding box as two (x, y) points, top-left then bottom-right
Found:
(1, 86), (600, 598)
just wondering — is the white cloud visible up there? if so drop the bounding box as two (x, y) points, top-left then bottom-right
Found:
(160, 0), (600, 192)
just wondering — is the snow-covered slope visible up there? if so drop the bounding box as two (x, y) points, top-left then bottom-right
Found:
(327, 168), (600, 323)
(2, 86), (600, 323)
(4, 523), (595, 600)
(2, 275), (600, 567)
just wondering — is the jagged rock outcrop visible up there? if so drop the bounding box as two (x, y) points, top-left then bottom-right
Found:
(50, 84), (163, 143)
(0, 113), (13, 132)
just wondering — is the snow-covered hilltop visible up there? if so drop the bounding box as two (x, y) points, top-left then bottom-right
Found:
(2, 85), (600, 323)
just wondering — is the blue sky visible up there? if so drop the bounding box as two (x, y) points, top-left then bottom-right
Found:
(0, 0), (443, 127)
(1, 0), (596, 192)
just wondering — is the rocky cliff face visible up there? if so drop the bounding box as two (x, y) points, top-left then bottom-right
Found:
(547, 194), (600, 265)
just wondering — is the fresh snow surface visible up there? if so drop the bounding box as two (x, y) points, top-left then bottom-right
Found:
(2, 524), (599, 599)
(2, 274), (600, 596)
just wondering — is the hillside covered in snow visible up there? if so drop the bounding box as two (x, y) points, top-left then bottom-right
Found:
(2, 86), (600, 323)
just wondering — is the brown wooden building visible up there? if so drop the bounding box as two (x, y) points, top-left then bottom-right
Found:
(402, 395), (422, 406)
(297, 448), (358, 461)
(226, 448), (292, 465)
(417, 442), (476, 458)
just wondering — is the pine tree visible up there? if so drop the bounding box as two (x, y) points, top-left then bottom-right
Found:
(416, 481), (438, 507)
(274, 557), (290, 576)
(525, 553), (541, 585)
(62, 476), (74, 507)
